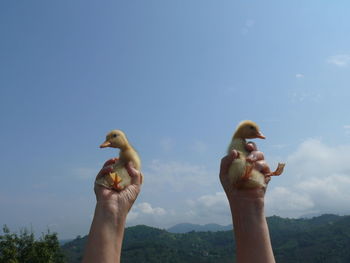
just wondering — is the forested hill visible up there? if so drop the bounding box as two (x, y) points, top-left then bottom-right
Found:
(167, 223), (232, 233)
(62, 214), (350, 263)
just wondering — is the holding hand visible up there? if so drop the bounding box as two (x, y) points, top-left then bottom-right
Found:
(95, 158), (142, 215)
(220, 141), (271, 198)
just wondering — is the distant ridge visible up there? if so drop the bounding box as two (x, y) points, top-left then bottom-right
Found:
(167, 223), (232, 233)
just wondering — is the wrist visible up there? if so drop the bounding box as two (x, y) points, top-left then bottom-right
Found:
(95, 201), (128, 223)
(227, 189), (266, 221)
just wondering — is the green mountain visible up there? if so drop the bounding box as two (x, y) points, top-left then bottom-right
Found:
(167, 223), (232, 233)
(62, 214), (350, 263)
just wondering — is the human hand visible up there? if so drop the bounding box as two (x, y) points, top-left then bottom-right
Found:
(94, 158), (142, 215)
(219, 142), (272, 200)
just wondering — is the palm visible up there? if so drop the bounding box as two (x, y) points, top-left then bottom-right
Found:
(95, 159), (142, 212)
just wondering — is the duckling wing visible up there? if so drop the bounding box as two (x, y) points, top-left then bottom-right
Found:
(228, 157), (246, 184)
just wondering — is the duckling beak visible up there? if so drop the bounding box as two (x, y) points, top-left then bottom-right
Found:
(100, 141), (112, 148)
(256, 131), (266, 139)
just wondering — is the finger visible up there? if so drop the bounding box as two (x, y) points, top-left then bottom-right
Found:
(96, 166), (113, 180)
(246, 141), (257, 152)
(220, 150), (239, 176)
(125, 162), (142, 186)
(254, 160), (271, 175)
(246, 150), (265, 163)
(103, 158), (118, 168)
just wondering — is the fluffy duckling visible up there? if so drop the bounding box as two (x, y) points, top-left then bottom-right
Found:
(96, 130), (141, 191)
(227, 120), (285, 188)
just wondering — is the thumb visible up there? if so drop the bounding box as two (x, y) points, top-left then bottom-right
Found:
(220, 150), (239, 176)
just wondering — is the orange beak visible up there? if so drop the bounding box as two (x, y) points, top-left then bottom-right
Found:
(256, 131), (266, 139)
(100, 141), (112, 148)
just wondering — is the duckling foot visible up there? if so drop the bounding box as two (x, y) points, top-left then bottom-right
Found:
(112, 174), (124, 191)
(105, 172), (125, 191)
(267, 163), (285, 176)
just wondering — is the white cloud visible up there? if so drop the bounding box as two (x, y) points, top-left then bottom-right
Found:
(295, 73), (304, 78)
(185, 192), (231, 225)
(266, 139), (350, 218)
(266, 187), (314, 218)
(194, 192), (227, 210)
(327, 54), (350, 67)
(137, 202), (166, 216)
(127, 202), (169, 226)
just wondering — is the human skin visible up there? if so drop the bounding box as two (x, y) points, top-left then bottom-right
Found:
(82, 159), (142, 263)
(220, 145), (276, 263)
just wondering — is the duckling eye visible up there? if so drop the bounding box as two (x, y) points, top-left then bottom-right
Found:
(112, 134), (118, 138)
(249, 126), (255, 130)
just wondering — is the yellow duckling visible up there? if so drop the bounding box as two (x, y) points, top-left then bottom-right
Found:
(96, 130), (141, 191)
(227, 120), (285, 188)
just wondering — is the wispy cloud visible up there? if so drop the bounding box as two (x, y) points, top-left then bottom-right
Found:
(270, 144), (289, 149)
(241, 19), (255, 34)
(190, 140), (208, 154)
(295, 73), (304, 78)
(327, 54), (350, 67)
(72, 167), (98, 180)
(289, 91), (322, 103)
(144, 159), (216, 191)
(245, 19), (255, 28)
(344, 125), (350, 135)
(160, 137), (175, 152)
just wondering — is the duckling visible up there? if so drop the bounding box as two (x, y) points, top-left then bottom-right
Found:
(227, 120), (285, 188)
(96, 130), (141, 191)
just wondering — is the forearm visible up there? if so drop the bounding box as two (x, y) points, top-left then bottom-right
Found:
(229, 194), (275, 263)
(82, 202), (126, 263)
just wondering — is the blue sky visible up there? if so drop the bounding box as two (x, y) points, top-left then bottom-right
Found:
(1, 0), (350, 239)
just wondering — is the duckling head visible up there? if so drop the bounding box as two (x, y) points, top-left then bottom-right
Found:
(100, 130), (129, 149)
(233, 120), (266, 140)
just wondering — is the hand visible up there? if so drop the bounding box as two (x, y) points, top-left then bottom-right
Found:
(94, 158), (142, 215)
(219, 142), (271, 200)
